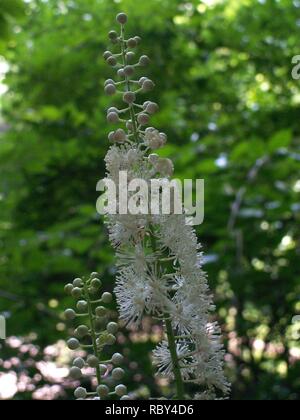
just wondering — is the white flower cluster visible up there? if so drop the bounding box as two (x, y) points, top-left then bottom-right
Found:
(103, 13), (230, 399)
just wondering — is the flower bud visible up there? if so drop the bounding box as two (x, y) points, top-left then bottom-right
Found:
(112, 368), (125, 381)
(97, 384), (109, 398)
(91, 272), (99, 278)
(109, 30), (118, 40)
(102, 292), (113, 304)
(71, 287), (82, 299)
(73, 278), (83, 288)
(139, 55), (150, 66)
(126, 52), (135, 62)
(142, 79), (155, 92)
(70, 366), (82, 379)
(67, 338), (80, 350)
(114, 128), (127, 143)
(137, 113), (150, 126)
(74, 387), (87, 399)
(106, 56), (117, 67)
(126, 120), (133, 131)
(64, 284), (73, 295)
(64, 309), (76, 320)
(146, 102), (159, 114)
(117, 68), (125, 78)
(91, 278), (102, 289)
(106, 334), (116, 345)
(107, 322), (118, 334)
(155, 158), (174, 177)
(96, 306), (107, 317)
(139, 77), (148, 87)
(115, 384), (127, 397)
(148, 153), (159, 164)
(116, 13), (128, 25)
(124, 66), (134, 77)
(107, 106), (118, 114)
(112, 353), (124, 365)
(87, 355), (99, 368)
(77, 325), (89, 338)
(134, 36), (141, 44)
(127, 38), (137, 48)
(104, 79), (115, 86)
(123, 92), (136, 104)
(76, 300), (88, 312)
(105, 84), (116, 96)
(107, 112), (119, 123)
(121, 395), (131, 400)
(108, 131), (116, 142)
(73, 357), (85, 369)
(103, 51), (112, 60)
(100, 364), (108, 375)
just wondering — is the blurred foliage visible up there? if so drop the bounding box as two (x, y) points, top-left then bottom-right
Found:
(0, 0), (300, 400)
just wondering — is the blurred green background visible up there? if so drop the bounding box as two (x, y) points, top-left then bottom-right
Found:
(0, 0), (299, 400)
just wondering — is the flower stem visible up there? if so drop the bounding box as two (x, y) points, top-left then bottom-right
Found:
(84, 282), (101, 386)
(164, 317), (185, 400)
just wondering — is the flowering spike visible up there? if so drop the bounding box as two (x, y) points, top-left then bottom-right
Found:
(101, 13), (230, 400)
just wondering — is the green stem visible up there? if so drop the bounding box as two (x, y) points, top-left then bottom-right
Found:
(120, 25), (139, 143)
(165, 318), (185, 400)
(84, 282), (101, 386)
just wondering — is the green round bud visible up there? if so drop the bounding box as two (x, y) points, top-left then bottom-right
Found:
(134, 36), (141, 44)
(87, 355), (99, 368)
(117, 68), (125, 78)
(114, 129), (126, 143)
(106, 56), (117, 67)
(67, 338), (80, 350)
(108, 131), (116, 142)
(76, 300), (88, 312)
(116, 13), (128, 25)
(97, 384), (109, 398)
(109, 30), (118, 40)
(146, 102), (159, 114)
(120, 395), (131, 400)
(64, 309), (76, 320)
(139, 77), (148, 86)
(106, 334), (116, 346)
(139, 55), (150, 66)
(123, 92), (136, 104)
(126, 120), (133, 131)
(74, 387), (87, 399)
(127, 38), (137, 49)
(107, 107), (118, 114)
(104, 79), (115, 86)
(96, 306), (107, 317)
(112, 367), (125, 381)
(77, 325), (89, 338)
(70, 366), (82, 379)
(105, 84), (116, 96)
(142, 79), (155, 92)
(107, 112), (119, 124)
(124, 65), (134, 77)
(126, 52), (135, 62)
(73, 357), (85, 369)
(115, 384), (127, 397)
(91, 278), (102, 289)
(103, 51), (112, 60)
(102, 292), (113, 304)
(100, 364), (108, 375)
(91, 272), (99, 278)
(137, 113), (150, 126)
(112, 353), (124, 366)
(73, 278), (83, 287)
(71, 287), (82, 299)
(107, 322), (118, 334)
(64, 283), (73, 295)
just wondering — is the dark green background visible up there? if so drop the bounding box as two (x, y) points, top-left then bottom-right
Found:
(0, 0), (299, 400)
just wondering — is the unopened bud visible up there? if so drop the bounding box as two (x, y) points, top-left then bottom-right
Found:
(116, 13), (128, 25)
